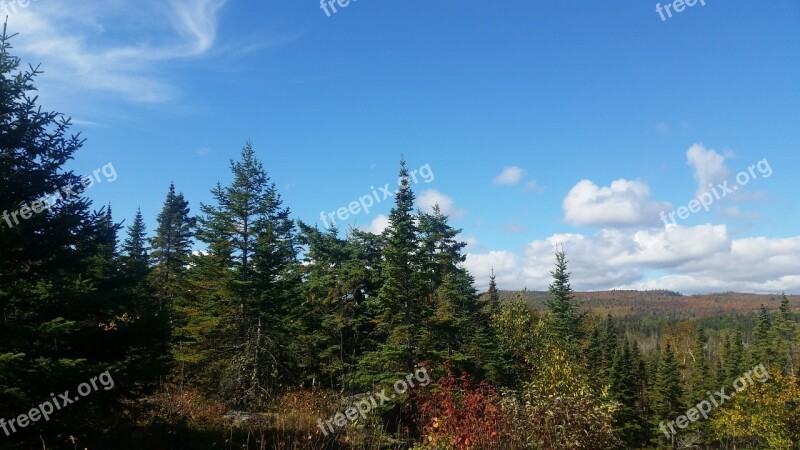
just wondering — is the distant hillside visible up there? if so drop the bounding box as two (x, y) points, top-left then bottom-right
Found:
(493, 289), (799, 319)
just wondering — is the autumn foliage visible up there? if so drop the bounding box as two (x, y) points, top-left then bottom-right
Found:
(411, 367), (504, 450)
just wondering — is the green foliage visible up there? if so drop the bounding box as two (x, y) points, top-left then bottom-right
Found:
(543, 249), (585, 347)
(181, 142), (300, 408)
(652, 343), (684, 446)
(0, 27), (165, 446)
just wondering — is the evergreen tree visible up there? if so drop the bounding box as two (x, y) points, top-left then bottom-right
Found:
(688, 325), (708, 402)
(150, 182), (194, 310)
(773, 294), (796, 375)
(601, 314), (618, 385)
(122, 207), (149, 274)
(752, 305), (775, 368)
(584, 323), (604, 387)
(688, 325), (711, 443)
(0, 28), (162, 445)
(729, 328), (745, 378)
(484, 268), (501, 317)
(297, 224), (375, 392)
(610, 339), (645, 447)
(359, 159), (424, 384)
(544, 249), (584, 346)
(418, 205), (499, 379)
(189, 142), (299, 407)
(652, 343), (684, 447)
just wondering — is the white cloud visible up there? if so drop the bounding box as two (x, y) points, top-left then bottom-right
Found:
(465, 225), (800, 294)
(493, 166), (525, 186)
(522, 180), (544, 193)
(7, 0), (229, 105)
(461, 235), (479, 251)
(464, 251), (521, 290)
(417, 189), (465, 220)
(687, 143), (730, 196)
(360, 214), (389, 234)
(562, 179), (671, 228)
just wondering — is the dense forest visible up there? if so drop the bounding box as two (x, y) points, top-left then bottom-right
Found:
(2, 28), (800, 450)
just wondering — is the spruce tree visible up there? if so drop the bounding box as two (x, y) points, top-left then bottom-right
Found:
(150, 182), (194, 310)
(297, 223), (374, 391)
(0, 28), (161, 444)
(544, 249), (584, 346)
(191, 142), (299, 407)
(359, 159), (423, 384)
(122, 207), (149, 274)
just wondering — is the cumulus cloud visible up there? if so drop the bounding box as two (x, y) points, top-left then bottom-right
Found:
(463, 251), (522, 289)
(562, 179), (671, 228)
(360, 214), (389, 234)
(493, 166), (525, 186)
(464, 225), (800, 294)
(417, 189), (465, 220)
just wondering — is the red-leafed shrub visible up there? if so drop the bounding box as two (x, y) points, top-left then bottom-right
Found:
(410, 365), (504, 450)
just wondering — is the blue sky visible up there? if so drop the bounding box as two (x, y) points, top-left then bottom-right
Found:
(7, 0), (800, 293)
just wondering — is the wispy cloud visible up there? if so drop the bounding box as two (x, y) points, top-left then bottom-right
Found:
(7, 0), (229, 104)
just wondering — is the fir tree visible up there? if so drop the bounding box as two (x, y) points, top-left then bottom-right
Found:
(544, 249), (584, 346)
